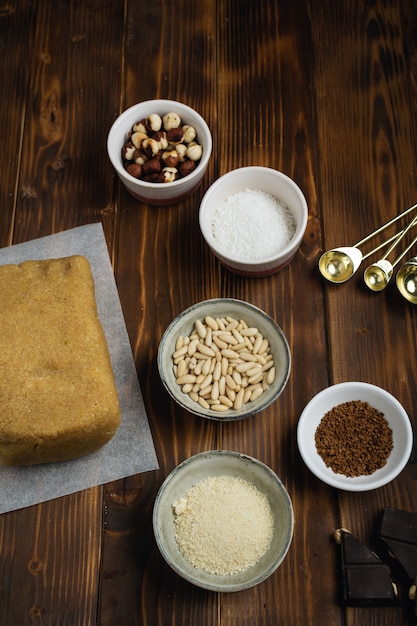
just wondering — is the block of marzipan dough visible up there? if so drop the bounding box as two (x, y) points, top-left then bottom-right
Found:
(0, 255), (121, 466)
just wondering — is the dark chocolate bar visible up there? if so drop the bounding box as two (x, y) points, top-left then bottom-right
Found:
(380, 507), (417, 581)
(335, 528), (400, 607)
(380, 508), (417, 616)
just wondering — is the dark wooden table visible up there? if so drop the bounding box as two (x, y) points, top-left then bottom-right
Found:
(1, 1), (417, 624)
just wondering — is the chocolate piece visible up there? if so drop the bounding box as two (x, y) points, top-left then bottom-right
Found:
(380, 508), (417, 582)
(335, 529), (400, 606)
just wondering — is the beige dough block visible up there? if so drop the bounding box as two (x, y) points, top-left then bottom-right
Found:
(0, 255), (121, 466)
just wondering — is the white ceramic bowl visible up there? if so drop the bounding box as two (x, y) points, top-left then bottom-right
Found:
(157, 298), (291, 421)
(199, 167), (308, 277)
(153, 450), (294, 592)
(107, 99), (212, 206)
(297, 382), (413, 491)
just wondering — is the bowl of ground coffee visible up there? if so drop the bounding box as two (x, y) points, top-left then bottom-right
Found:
(297, 382), (413, 491)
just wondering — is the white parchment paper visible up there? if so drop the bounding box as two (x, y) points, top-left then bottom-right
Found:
(0, 223), (159, 514)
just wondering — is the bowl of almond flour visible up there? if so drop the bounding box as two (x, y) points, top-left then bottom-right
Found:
(152, 450), (294, 591)
(199, 167), (308, 277)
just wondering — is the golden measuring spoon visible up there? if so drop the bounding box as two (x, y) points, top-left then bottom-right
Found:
(363, 259), (394, 291)
(318, 202), (417, 283)
(363, 216), (417, 292)
(396, 257), (417, 304)
(319, 238), (396, 283)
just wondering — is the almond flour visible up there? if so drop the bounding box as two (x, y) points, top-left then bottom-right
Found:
(172, 475), (274, 575)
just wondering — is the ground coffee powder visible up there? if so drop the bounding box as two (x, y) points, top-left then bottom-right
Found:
(314, 400), (393, 477)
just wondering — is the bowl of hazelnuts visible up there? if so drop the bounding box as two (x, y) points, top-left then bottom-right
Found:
(107, 99), (212, 206)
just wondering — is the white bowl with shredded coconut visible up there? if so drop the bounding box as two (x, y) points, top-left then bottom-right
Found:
(199, 167), (308, 276)
(153, 450), (294, 592)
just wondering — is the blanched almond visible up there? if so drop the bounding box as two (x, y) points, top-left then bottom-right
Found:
(171, 314), (276, 414)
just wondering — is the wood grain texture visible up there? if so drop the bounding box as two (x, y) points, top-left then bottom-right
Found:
(0, 488), (102, 625)
(0, 0), (36, 247)
(215, 2), (340, 625)
(0, 0), (416, 624)
(310, 2), (417, 624)
(9, 0), (122, 246)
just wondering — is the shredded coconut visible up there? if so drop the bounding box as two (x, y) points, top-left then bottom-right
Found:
(172, 475), (274, 575)
(211, 188), (296, 259)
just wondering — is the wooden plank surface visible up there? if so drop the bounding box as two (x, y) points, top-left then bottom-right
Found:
(0, 0), (36, 247)
(0, 1), (416, 625)
(311, 2), (417, 624)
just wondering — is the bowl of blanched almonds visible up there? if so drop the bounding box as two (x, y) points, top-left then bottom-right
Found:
(157, 298), (291, 421)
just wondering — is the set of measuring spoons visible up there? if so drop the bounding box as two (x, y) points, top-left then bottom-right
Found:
(318, 203), (417, 303)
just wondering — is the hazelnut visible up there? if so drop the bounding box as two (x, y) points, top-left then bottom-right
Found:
(186, 142), (203, 161)
(131, 131), (148, 149)
(161, 149), (179, 168)
(175, 144), (187, 162)
(182, 124), (197, 144)
(122, 142), (136, 161)
(133, 149), (148, 165)
(162, 111), (181, 131)
(142, 158), (161, 176)
(166, 127), (184, 145)
(152, 130), (168, 150)
(333, 528), (350, 544)
(162, 167), (178, 182)
(142, 138), (160, 157)
(126, 163), (143, 178)
(144, 172), (165, 183)
(132, 119), (147, 133)
(147, 113), (162, 132)
(179, 160), (196, 177)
